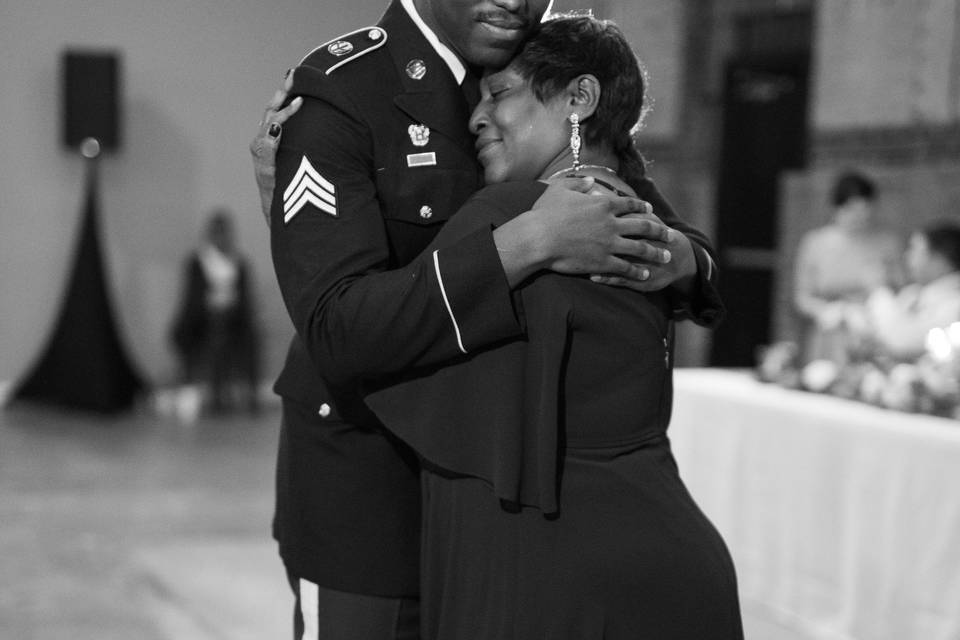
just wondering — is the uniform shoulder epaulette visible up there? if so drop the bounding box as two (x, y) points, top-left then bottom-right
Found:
(299, 26), (388, 76)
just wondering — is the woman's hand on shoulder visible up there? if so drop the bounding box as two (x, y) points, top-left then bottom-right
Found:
(250, 69), (303, 226)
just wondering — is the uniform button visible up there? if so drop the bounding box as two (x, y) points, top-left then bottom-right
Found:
(368, 29), (382, 40)
(419, 205), (433, 219)
(318, 403), (331, 418)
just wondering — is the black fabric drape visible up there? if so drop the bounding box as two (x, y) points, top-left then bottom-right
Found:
(15, 160), (144, 412)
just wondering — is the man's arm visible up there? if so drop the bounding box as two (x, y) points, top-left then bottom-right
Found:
(580, 178), (723, 327)
(867, 286), (960, 360)
(270, 78), (521, 387)
(254, 77), (713, 306)
(272, 93), (674, 386)
(261, 80), (721, 388)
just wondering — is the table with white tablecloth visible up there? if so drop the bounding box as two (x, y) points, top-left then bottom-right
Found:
(669, 368), (960, 640)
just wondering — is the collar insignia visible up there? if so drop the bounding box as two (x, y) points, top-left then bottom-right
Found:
(405, 59), (427, 80)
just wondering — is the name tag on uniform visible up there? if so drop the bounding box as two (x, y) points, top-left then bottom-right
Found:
(407, 152), (437, 168)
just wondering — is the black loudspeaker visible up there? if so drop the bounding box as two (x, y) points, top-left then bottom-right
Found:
(62, 50), (121, 151)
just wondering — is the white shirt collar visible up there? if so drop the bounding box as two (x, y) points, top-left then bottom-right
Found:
(400, 0), (466, 84)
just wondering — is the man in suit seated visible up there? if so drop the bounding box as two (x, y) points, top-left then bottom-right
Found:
(854, 221), (960, 361)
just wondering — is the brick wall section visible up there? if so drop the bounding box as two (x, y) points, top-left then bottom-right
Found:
(814, 0), (960, 129)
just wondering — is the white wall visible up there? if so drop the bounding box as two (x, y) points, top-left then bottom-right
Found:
(0, 0), (384, 388)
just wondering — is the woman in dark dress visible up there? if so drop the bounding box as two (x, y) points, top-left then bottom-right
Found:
(170, 210), (260, 413)
(365, 15), (743, 640)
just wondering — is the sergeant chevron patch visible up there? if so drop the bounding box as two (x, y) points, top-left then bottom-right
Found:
(283, 156), (337, 223)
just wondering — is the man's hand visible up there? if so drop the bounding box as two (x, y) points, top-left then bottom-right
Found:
(250, 70), (302, 226)
(495, 178), (696, 291)
(589, 211), (698, 293)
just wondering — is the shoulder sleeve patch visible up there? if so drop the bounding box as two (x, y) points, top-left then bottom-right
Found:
(283, 156), (338, 223)
(299, 26), (387, 75)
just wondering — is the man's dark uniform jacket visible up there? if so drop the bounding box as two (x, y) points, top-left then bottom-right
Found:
(269, 0), (723, 598)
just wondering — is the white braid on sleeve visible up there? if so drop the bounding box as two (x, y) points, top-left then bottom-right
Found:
(432, 249), (467, 354)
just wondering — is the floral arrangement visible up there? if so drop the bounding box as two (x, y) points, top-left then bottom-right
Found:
(756, 323), (960, 419)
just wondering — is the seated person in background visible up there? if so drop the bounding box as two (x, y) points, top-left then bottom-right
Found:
(170, 208), (260, 413)
(793, 170), (903, 364)
(857, 221), (960, 361)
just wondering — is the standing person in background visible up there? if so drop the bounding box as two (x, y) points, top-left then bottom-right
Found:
(250, 1), (722, 637)
(793, 170), (903, 365)
(170, 208), (260, 415)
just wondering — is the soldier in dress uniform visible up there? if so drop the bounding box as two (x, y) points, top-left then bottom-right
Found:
(251, 1), (723, 638)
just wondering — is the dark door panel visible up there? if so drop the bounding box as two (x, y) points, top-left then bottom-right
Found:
(710, 52), (810, 367)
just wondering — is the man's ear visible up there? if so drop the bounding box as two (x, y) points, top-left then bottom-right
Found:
(567, 74), (601, 121)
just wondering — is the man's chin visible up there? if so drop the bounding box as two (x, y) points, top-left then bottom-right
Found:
(483, 167), (507, 186)
(463, 41), (521, 70)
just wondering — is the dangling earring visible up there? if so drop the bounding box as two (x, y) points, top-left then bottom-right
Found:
(569, 113), (581, 172)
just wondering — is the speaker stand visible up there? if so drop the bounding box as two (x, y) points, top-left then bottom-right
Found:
(13, 139), (145, 413)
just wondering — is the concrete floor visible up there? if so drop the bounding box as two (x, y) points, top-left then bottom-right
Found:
(0, 401), (288, 639)
(1, 400), (805, 639)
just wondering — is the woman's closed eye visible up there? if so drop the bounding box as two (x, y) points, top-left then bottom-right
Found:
(487, 83), (510, 99)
